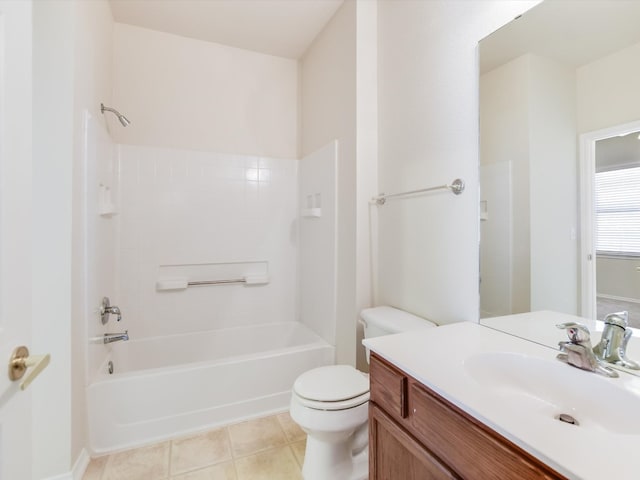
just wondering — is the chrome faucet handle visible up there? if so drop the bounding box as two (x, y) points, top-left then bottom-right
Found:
(108, 305), (122, 322)
(556, 323), (618, 378)
(556, 322), (591, 344)
(603, 311), (629, 328)
(100, 297), (122, 324)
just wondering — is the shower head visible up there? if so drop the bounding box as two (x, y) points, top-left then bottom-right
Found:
(100, 103), (131, 127)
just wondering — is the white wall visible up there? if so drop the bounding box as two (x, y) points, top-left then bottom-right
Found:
(32, 3), (74, 478)
(377, 1), (539, 325)
(32, 0), (112, 476)
(83, 115), (118, 384)
(116, 146), (298, 339)
(112, 23), (298, 159)
(71, 0), (115, 467)
(299, 142), (338, 344)
(300, 0), (357, 365)
(528, 55), (577, 314)
(480, 56), (530, 315)
(480, 53), (578, 316)
(355, 0), (378, 371)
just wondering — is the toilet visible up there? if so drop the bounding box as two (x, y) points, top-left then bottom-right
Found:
(289, 306), (437, 480)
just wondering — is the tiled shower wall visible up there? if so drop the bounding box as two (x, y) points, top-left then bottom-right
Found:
(116, 145), (298, 339)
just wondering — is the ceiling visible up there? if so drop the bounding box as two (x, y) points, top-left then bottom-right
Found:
(480, 0), (640, 74)
(109, 0), (344, 59)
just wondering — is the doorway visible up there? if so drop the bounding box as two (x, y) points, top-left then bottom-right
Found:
(580, 121), (640, 327)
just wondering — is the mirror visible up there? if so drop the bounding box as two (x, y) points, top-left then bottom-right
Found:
(479, 0), (640, 327)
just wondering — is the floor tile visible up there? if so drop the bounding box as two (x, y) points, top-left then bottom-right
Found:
(289, 439), (306, 468)
(276, 412), (306, 443)
(235, 446), (302, 480)
(171, 428), (232, 475)
(102, 442), (170, 480)
(83, 456), (108, 480)
(228, 416), (288, 458)
(170, 461), (237, 480)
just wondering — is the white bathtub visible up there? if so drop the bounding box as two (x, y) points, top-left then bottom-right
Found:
(87, 322), (334, 454)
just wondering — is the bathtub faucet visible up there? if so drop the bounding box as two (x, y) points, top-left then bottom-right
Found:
(103, 330), (129, 344)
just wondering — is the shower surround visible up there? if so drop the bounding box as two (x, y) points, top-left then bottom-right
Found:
(115, 145), (299, 342)
(85, 142), (338, 453)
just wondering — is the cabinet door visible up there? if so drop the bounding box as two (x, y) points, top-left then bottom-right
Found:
(370, 404), (460, 480)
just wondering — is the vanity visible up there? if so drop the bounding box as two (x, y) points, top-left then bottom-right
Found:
(364, 313), (640, 480)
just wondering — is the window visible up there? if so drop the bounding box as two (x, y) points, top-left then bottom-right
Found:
(595, 166), (640, 256)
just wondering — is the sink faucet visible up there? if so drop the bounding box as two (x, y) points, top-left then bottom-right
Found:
(593, 311), (640, 370)
(103, 330), (129, 344)
(556, 322), (618, 378)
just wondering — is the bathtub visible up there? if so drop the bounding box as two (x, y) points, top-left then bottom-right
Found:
(87, 321), (334, 454)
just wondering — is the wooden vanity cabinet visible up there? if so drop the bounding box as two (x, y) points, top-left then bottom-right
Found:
(369, 353), (567, 480)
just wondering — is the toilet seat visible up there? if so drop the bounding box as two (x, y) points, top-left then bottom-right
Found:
(293, 365), (370, 411)
(293, 390), (370, 411)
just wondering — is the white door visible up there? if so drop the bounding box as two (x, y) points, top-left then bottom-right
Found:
(0, 1), (35, 478)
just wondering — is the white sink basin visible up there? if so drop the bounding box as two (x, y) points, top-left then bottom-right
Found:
(464, 352), (640, 435)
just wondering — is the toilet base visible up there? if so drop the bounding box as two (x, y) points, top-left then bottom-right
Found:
(301, 423), (368, 480)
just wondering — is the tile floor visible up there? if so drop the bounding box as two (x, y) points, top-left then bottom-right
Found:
(83, 412), (306, 480)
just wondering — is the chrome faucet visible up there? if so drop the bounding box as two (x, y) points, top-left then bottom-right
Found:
(593, 311), (640, 370)
(100, 297), (122, 324)
(556, 322), (618, 378)
(103, 330), (129, 344)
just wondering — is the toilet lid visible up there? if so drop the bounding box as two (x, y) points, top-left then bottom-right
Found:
(293, 365), (369, 402)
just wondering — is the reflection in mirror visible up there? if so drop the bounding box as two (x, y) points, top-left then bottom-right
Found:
(594, 134), (640, 324)
(479, 0), (640, 326)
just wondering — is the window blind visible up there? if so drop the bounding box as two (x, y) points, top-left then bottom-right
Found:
(595, 166), (640, 255)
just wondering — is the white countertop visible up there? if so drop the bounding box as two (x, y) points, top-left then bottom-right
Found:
(480, 311), (640, 365)
(363, 314), (640, 480)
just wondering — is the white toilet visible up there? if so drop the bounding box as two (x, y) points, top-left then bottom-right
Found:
(289, 306), (437, 480)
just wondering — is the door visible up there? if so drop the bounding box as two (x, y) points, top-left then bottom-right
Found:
(0, 1), (34, 478)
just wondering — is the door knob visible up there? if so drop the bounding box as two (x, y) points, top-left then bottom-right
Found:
(8, 346), (50, 390)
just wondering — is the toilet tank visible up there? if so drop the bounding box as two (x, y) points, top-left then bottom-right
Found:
(360, 306), (437, 339)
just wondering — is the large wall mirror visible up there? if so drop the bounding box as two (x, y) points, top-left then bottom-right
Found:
(479, 1), (640, 326)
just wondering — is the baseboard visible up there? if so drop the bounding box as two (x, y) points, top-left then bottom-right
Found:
(597, 293), (640, 305)
(42, 448), (90, 480)
(72, 449), (91, 480)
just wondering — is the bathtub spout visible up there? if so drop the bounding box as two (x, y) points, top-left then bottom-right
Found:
(104, 330), (129, 344)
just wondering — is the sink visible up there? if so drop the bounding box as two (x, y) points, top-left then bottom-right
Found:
(464, 352), (640, 435)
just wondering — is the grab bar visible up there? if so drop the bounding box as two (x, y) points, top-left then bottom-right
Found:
(188, 278), (245, 286)
(372, 178), (465, 205)
(156, 275), (269, 291)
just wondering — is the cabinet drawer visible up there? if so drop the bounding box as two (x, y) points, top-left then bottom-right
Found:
(408, 381), (565, 479)
(370, 354), (408, 419)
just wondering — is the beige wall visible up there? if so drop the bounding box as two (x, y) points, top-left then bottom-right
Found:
(577, 41), (640, 134)
(376, 1), (539, 325)
(300, 0), (357, 365)
(113, 23), (298, 158)
(597, 256), (640, 301)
